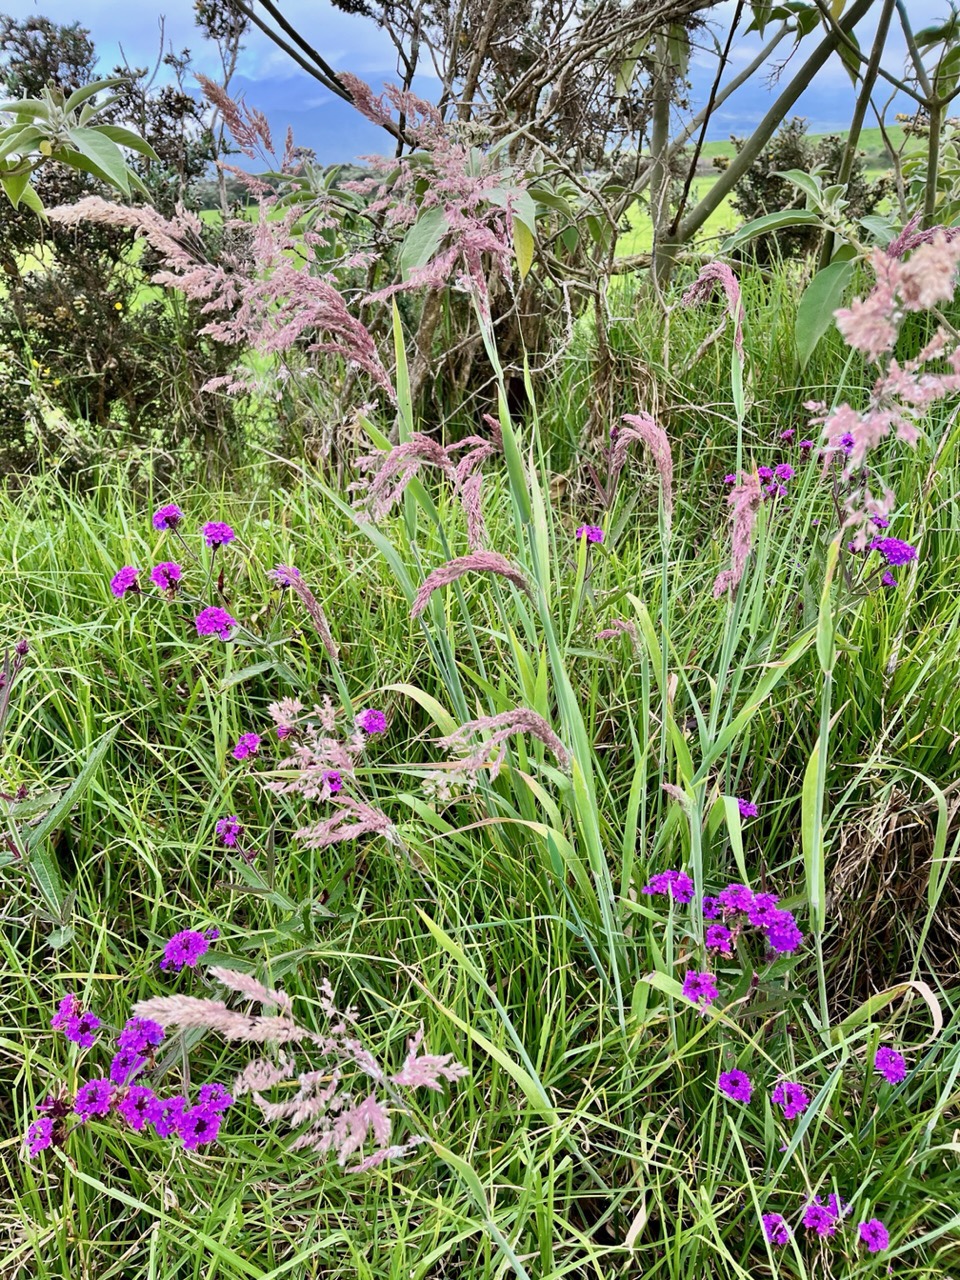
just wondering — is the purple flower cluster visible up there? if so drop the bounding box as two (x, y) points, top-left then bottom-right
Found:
(110, 566), (139, 598)
(771, 1078), (810, 1120)
(575, 524), (605, 543)
(874, 1046), (907, 1084)
(50, 994), (101, 1049)
(762, 1212), (791, 1245)
(202, 521), (236, 549)
(27, 995), (233, 1158)
(150, 561), (182, 592)
(216, 815), (243, 847)
(859, 1218), (890, 1253)
(704, 881), (804, 957)
(356, 708), (387, 735)
(763, 1198), (889, 1253)
(870, 536), (917, 566)
(682, 970), (719, 1007)
(232, 732), (261, 761)
(737, 798), (758, 818)
(153, 503), (184, 531)
(718, 1068), (752, 1103)
(160, 927), (219, 973)
(756, 458), (796, 499)
(641, 868), (694, 903)
(195, 606), (237, 640)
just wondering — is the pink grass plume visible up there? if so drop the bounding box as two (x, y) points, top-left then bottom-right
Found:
(410, 552), (532, 618)
(436, 708), (569, 780)
(614, 413), (674, 528)
(713, 471), (763, 598)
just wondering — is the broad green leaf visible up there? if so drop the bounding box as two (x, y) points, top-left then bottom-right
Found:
(88, 123), (160, 161)
(17, 181), (44, 216)
(63, 76), (128, 115)
(384, 682), (458, 735)
(721, 209), (820, 252)
(795, 259), (854, 368)
(66, 126), (131, 192)
(399, 206), (447, 279)
(26, 726), (118, 857)
(801, 738), (825, 933)
(512, 214), (535, 282)
(816, 536), (841, 673)
(0, 124), (45, 159)
(0, 166), (32, 208)
(28, 845), (67, 921)
(831, 981), (942, 1046)
(773, 168), (823, 204)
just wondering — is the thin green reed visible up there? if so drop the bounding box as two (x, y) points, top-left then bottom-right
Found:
(474, 305), (627, 1023)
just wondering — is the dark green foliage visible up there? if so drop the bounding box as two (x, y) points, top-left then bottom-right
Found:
(726, 116), (887, 261)
(0, 13), (241, 480)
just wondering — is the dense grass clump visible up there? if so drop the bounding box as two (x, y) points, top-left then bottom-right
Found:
(2, 261), (960, 1280)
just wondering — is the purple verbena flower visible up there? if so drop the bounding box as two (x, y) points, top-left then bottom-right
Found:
(195, 606), (237, 641)
(765, 909), (804, 954)
(215, 815), (242, 847)
(774, 463), (795, 481)
(178, 1103), (223, 1150)
(706, 923), (734, 955)
(780, 429), (795, 441)
(25, 1116), (55, 1157)
(757, 466), (774, 480)
(356, 708), (387, 735)
(269, 564), (301, 587)
(50, 994), (80, 1032)
(202, 521), (235, 549)
(803, 1203), (838, 1237)
(682, 970), (719, 1007)
(64, 1011), (101, 1049)
(152, 1095), (187, 1138)
(276, 724), (293, 739)
(117, 1085), (162, 1132)
(74, 1077), (113, 1120)
(702, 895), (721, 919)
(324, 769), (343, 795)
(772, 1079), (809, 1120)
(718, 1069), (752, 1103)
(160, 928), (213, 972)
(737, 798), (758, 819)
(38, 1094), (71, 1119)
(150, 562), (182, 592)
(197, 1082), (234, 1112)
(870, 537), (917, 566)
(799, 439), (815, 451)
(881, 571), (897, 587)
(723, 473), (737, 484)
(718, 883), (755, 914)
(642, 869), (695, 904)
(858, 1218), (890, 1253)
(762, 1212), (791, 1245)
(575, 524), (605, 543)
(51, 994), (100, 1048)
(110, 566), (140, 598)
(109, 1049), (147, 1087)
(875, 1046), (906, 1084)
(152, 503), (184, 531)
(232, 733), (261, 761)
(746, 892), (780, 928)
(840, 432), (855, 454)
(872, 515), (891, 528)
(116, 1017), (164, 1055)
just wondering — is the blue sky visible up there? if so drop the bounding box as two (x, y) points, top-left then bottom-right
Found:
(1, 0), (953, 163)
